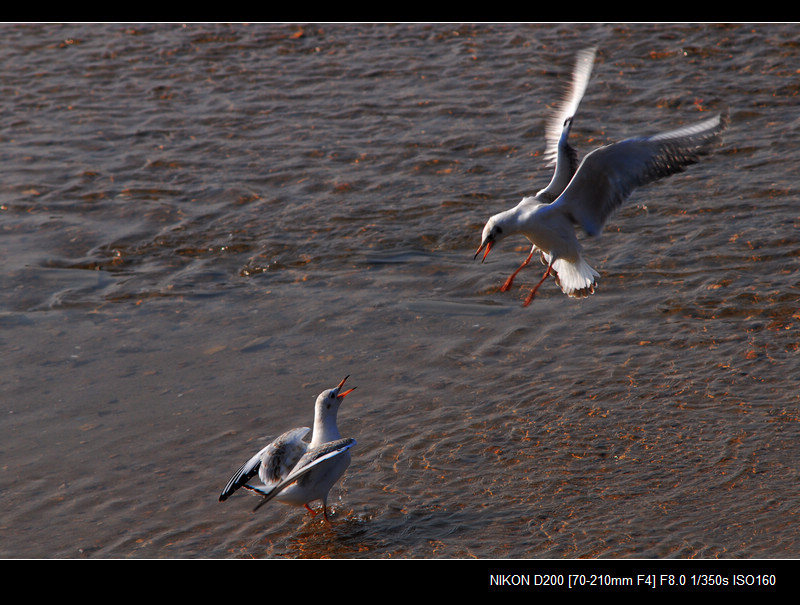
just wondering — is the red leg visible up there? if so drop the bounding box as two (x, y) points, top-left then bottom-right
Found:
(501, 247), (535, 292)
(523, 264), (553, 307)
(304, 503), (317, 516)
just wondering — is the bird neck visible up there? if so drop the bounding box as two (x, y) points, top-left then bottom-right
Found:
(311, 408), (341, 446)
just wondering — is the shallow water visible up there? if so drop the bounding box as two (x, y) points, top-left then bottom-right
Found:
(1, 22), (799, 559)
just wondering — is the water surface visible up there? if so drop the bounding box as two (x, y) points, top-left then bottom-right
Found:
(1, 22), (798, 559)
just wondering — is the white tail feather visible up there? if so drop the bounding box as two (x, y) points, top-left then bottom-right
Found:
(551, 256), (599, 298)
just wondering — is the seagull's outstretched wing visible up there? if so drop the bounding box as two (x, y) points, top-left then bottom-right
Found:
(537, 47), (597, 202)
(218, 427), (310, 502)
(552, 112), (728, 237)
(257, 427), (310, 484)
(252, 438), (356, 512)
(543, 46), (597, 165)
(537, 116), (579, 202)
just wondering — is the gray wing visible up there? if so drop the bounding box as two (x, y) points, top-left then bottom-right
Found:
(257, 427), (310, 485)
(551, 112), (728, 236)
(543, 47), (596, 165)
(252, 438), (356, 512)
(536, 116), (580, 203)
(536, 47), (597, 202)
(218, 427), (310, 502)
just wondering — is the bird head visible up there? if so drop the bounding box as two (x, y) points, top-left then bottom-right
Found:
(316, 375), (356, 416)
(474, 214), (508, 263)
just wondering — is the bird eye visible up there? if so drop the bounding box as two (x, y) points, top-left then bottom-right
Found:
(495, 227), (503, 235)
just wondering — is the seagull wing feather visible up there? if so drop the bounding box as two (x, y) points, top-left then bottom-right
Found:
(218, 427), (310, 502)
(552, 112), (728, 236)
(258, 427), (310, 484)
(537, 47), (597, 202)
(543, 46), (596, 166)
(219, 446), (269, 502)
(252, 438), (356, 512)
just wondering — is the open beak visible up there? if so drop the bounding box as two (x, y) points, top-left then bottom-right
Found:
(336, 375), (356, 398)
(474, 239), (493, 263)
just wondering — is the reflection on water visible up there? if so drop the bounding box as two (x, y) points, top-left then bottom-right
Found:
(1, 22), (798, 559)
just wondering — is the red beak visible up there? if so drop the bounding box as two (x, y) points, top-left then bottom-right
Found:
(474, 240), (493, 263)
(336, 375), (356, 398)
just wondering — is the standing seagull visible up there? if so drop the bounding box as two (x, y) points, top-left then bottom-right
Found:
(219, 376), (357, 522)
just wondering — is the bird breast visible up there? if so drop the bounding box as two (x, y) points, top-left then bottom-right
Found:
(520, 206), (579, 261)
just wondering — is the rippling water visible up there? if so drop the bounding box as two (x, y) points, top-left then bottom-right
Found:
(1, 22), (799, 559)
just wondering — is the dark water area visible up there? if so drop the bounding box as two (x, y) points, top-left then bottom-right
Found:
(1, 22), (799, 559)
